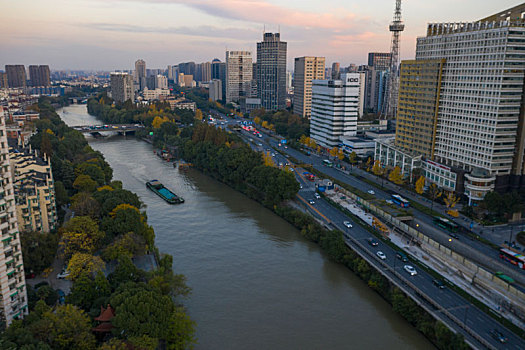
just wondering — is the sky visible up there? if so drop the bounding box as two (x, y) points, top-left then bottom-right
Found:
(0, 0), (521, 71)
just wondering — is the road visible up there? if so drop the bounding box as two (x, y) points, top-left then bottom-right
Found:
(208, 113), (525, 349)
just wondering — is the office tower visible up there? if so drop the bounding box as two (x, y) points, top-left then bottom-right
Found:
(331, 62), (340, 79)
(209, 79), (222, 101)
(211, 59), (226, 100)
(135, 59), (146, 90)
(310, 73), (363, 148)
(195, 62), (211, 82)
(0, 72), (7, 89)
(293, 56), (325, 118)
(155, 75), (168, 89)
(167, 65), (174, 80)
(395, 60), (444, 159)
(110, 72), (134, 103)
(0, 108), (28, 324)
(367, 53), (392, 70)
(179, 62), (196, 77)
(177, 73), (194, 88)
(256, 32), (287, 110)
(391, 4), (525, 203)
(286, 71), (293, 94)
(28, 65), (50, 87)
(5, 65), (26, 88)
(225, 51), (253, 103)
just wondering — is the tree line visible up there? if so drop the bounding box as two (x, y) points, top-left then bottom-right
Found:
(1, 97), (195, 349)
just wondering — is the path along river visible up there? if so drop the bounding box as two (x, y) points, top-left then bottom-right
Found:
(59, 104), (432, 349)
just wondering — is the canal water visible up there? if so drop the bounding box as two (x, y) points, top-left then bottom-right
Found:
(59, 105), (432, 349)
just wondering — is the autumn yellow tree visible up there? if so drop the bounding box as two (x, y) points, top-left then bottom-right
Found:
(371, 160), (383, 176)
(307, 138), (317, 149)
(195, 109), (203, 121)
(262, 152), (275, 167)
(444, 192), (460, 217)
(388, 166), (404, 185)
(349, 152), (357, 165)
(415, 176), (425, 194)
(67, 253), (105, 280)
(254, 117), (262, 125)
(316, 145), (321, 154)
(61, 216), (104, 259)
(261, 120), (269, 129)
(152, 116), (169, 129)
(330, 147), (338, 158)
(299, 135), (308, 145)
(365, 157), (373, 171)
(337, 148), (345, 161)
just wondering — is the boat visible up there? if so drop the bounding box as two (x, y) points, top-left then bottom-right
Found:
(146, 180), (184, 204)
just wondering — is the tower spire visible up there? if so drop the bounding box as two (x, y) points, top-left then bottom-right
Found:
(381, 0), (404, 120)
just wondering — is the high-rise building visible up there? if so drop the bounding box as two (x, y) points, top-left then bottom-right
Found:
(0, 72), (7, 89)
(209, 79), (222, 101)
(211, 59), (226, 101)
(195, 62), (211, 82)
(225, 51), (252, 103)
(177, 73), (194, 88)
(28, 65), (50, 87)
(395, 59), (444, 159)
(367, 53), (392, 70)
(135, 59), (146, 90)
(256, 32), (287, 110)
(310, 73), (363, 148)
(179, 62), (196, 77)
(293, 56), (325, 118)
(387, 4), (525, 203)
(110, 72), (134, 103)
(5, 65), (26, 88)
(0, 108), (28, 324)
(331, 62), (340, 79)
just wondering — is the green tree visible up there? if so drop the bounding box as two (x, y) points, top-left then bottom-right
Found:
(21, 232), (58, 275)
(73, 174), (97, 193)
(39, 304), (96, 350)
(70, 192), (100, 219)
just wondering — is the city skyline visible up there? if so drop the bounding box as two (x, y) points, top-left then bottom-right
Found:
(1, 0), (519, 70)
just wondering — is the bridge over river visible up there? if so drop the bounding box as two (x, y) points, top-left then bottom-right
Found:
(72, 124), (144, 135)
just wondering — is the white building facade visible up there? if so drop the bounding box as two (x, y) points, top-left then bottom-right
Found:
(310, 73), (363, 148)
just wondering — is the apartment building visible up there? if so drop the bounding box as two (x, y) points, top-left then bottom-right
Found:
(256, 33), (287, 110)
(293, 56), (325, 118)
(110, 72), (134, 103)
(0, 113), (28, 325)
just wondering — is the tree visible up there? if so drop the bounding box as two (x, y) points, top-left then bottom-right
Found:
(253, 116), (261, 125)
(39, 304), (96, 350)
(73, 174), (97, 193)
(21, 232), (58, 275)
(61, 216), (104, 258)
(388, 166), (404, 185)
(415, 176), (425, 195)
(67, 253), (105, 280)
(427, 183), (442, 212)
(329, 147), (338, 158)
(152, 116), (169, 129)
(194, 109), (203, 121)
(371, 160), (383, 176)
(349, 151), (357, 166)
(54, 181), (69, 207)
(443, 192), (460, 209)
(70, 192), (100, 219)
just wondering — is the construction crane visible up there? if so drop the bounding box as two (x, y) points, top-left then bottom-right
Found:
(381, 0), (404, 119)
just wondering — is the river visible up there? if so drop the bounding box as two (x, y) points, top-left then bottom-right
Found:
(58, 104), (432, 349)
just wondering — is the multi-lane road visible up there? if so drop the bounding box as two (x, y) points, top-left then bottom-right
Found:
(208, 113), (525, 349)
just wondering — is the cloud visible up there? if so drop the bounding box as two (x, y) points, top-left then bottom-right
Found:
(78, 22), (259, 41)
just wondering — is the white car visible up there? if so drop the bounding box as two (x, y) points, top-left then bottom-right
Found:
(314, 193), (321, 199)
(309, 200), (315, 205)
(57, 269), (70, 279)
(376, 251), (387, 260)
(343, 221), (353, 228)
(386, 199), (393, 204)
(367, 190), (375, 195)
(404, 265), (417, 276)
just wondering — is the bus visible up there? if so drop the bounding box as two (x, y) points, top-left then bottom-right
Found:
(433, 217), (459, 233)
(323, 159), (333, 167)
(391, 194), (410, 208)
(499, 248), (525, 270)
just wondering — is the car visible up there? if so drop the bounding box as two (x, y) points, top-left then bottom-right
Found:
(271, 153), (276, 157)
(432, 279), (445, 289)
(367, 238), (379, 247)
(376, 251), (387, 260)
(396, 251), (409, 262)
(299, 184), (303, 189)
(290, 168), (294, 172)
(449, 233), (459, 240)
(386, 199), (393, 204)
(490, 329), (508, 343)
(343, 221), (353, 228)
(367, 190), (375, 195)
(309, 200), (315, 205)
(57, 269), (70, 279)
(404, 265), (417, 276)
(314, 193), (321, 199)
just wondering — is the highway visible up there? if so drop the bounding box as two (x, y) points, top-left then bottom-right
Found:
(209, 114), (525, 349)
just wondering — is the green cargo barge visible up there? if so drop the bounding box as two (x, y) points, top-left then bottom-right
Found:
(146, 180), (184, 204)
